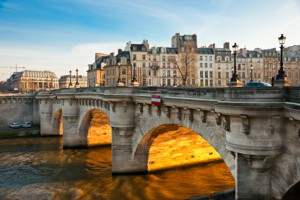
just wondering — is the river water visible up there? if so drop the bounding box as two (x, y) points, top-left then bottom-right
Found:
(0, 136), (235, 200)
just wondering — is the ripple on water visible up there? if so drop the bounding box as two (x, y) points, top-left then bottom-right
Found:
(0, 137), (235, 200)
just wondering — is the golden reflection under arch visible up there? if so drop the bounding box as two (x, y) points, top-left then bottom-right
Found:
(80, 109), (112, 147)
(53, 109), (63, 135)
(145, 124), (223, 172)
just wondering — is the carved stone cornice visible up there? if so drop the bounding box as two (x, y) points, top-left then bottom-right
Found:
(63, 115), (78, 123)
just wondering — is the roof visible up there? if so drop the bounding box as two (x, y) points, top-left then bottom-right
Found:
(198, 48), (214, 54)
(130, 44), (147, 51)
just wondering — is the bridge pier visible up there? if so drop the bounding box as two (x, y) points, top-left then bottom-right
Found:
(110, 101), (147, 174)
(235, 153), (276, 200)
(224, 111), (282, 200)
(39, 98), (57, 135)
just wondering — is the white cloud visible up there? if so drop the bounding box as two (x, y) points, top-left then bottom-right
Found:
(0, 42), (125, 81)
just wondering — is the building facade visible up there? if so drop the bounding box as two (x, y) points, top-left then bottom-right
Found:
(59, 75), (87, 88)
(198, 48), (215, 87)
(6, 70), (59, 92)
(87, 33), (300, 88)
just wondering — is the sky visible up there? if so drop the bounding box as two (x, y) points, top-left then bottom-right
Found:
(0, 0), (300, 81)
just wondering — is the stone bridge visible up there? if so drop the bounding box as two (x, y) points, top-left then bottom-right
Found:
(1, 86), (300, 199)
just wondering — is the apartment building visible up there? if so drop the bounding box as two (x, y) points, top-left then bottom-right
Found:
(198, 48), (215, 87)
(214, 43), (232, 87)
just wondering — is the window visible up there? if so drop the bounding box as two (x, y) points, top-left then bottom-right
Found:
(205, 71), (208, 78)
(226, 72), (229, 79)
(205, 63), (208, 68)
(200, 63), (203, 68)
(210, 80), (213, 86)
(142, 55), (146, 60)
(205, 79), (208, 86)
(210, 71), (213, 78)
(210, 63), (212, 68)
(200, 71), (203, 78)
(148, 79), (151, 85)
(133, 54), (136, 60)
(200, 56), (203, 61)
(143, 63), (146, 68)
(238, 64), (241, 70)
(122, 69), (126, 75)
(209, 56), (212, 61)
(192, 79), (195, 85)
(162, 56), (165, 61)
(218, 72), (221, 79)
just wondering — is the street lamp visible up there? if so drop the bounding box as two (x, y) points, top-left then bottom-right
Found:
(276, 34), (286, 80)
(132, 63), (137, 83)
(117, 62), (124, 86)
(173, 72), (177, 87)
(75, 68), (79, 86)
(117, 63), (121, 83)
(68, 70), (72, 87)
(162, 73), (166, 87)
(250, 65), (253, 82)
(230, 43), (239, 82)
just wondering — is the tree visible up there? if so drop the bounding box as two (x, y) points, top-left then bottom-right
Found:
(173, 51), (196, 86)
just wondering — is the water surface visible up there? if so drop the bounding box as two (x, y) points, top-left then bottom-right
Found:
(0, 137), (235, 200)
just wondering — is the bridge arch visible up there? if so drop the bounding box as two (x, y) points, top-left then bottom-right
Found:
(78, 108), (112, 147)
(132, 115), (235, 176)
(272, 154), (300, 199)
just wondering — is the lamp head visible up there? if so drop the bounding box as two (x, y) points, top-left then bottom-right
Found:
(232, 43), (239, 53)
(278, 34), (286, 45)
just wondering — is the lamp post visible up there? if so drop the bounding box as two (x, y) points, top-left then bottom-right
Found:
(250, 65), (253, 82)
(68, 70), (72, 87)
(75, 68), (79, 87)
(228, 43), (243, 87)
(117, 63), (124, 86)
(173, 72), (177, 87)
(132, 63), (137, 83)
(276, 34), (286, 80)
(231, 43), (239, 82)
(117, 63), (121, 83)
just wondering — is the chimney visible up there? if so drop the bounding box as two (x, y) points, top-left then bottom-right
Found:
(118, 49), (122, 55)
(223, 42), (230, 49)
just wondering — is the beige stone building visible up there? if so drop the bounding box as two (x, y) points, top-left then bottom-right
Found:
(172, 33), (198, 86)
(213, 43), (232, 87)
(124, 40), (149, 86)
(282, 45), (300, 86)
(6, 70), (59, 92)
(198, 48), (215, 87)
(59, 74), (87, 88)
(87, 53), (109, 87)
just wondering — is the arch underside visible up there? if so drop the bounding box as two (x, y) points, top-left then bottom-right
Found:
(53, 109), (62, 135)
(78, 109), (111, 147)
(133, 115), (236, 177)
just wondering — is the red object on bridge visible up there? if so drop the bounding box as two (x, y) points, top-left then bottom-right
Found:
(151, 95), (161, 105)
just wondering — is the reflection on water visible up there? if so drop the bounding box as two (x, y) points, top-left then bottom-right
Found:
(0, 137), (234, 200)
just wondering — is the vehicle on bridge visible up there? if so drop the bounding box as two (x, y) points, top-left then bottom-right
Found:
(9, 122), (21, 129)
(244, 81), (272, 87)
(20, 122), (32, 128)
